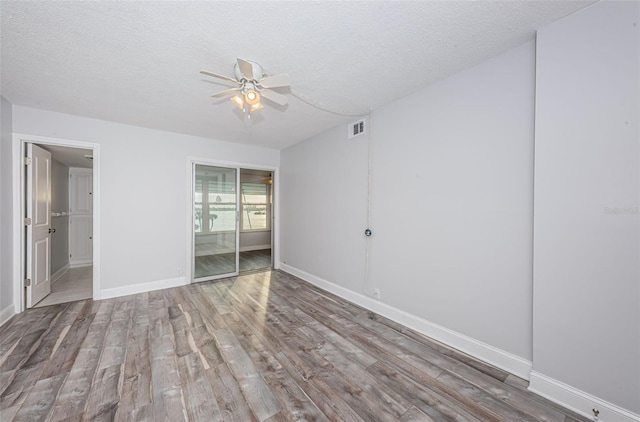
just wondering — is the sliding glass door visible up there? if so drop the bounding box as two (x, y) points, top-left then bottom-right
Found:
(193, 164), (239, 281)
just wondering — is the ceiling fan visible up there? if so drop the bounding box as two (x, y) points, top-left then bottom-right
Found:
(200, 58), (290, 115)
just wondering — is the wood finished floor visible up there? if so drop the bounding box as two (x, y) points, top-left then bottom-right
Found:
(194, 249), (272, 279)
(0, 270), (590, 422)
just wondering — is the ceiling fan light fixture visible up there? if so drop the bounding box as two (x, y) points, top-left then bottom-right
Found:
(231, 94), (245, 109)
(201, 58), (290, 115)
(245, 89), (260, 106)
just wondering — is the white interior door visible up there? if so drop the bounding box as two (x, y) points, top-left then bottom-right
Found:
(26, 143), (52, 307)
(69, 168), (93, 266)
(69, 168), (92, 214)
(69, 216), (93, 265)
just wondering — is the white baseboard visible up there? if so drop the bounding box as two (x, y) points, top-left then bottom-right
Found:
(196, 245), (271, 256)
(195, 248), (234, 257)
(240, 244), (271, 252)
(0, 303), (15, 327)
(529, 371), (639, 422)
(51, 264), (70, 284)
(100, 276), (187, 300)
(279, 263), (532, 380)
(69, 261), (92, 268)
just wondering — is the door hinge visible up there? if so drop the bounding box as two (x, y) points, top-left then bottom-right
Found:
(24, 217), (32, 226)
(24, 157), (32, 165)
(24, 278), (31, 287)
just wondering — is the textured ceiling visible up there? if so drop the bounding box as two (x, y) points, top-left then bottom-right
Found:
(0, 1), (595, 150)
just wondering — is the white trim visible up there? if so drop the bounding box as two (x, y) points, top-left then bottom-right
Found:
(69, 259), (93, 268)
(12, 133), (101, 312)
(235, 167), (240, 277)
(101, 276), (187, 300)
(280, 263), (533, 380)
(239, 244), (271, 252)
(51, 264), (70, 284)
(0, 304), (15, 327)
(272, 168), (280, 269)
(12, 134), (22, 314)
(529, 371), (640, 422)
(69, 262), (92, 269)
(186, 159), (194, 285)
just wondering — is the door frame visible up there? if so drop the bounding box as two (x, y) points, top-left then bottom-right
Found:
(12, 133), (101, 312)
(186, 156), (279, 284)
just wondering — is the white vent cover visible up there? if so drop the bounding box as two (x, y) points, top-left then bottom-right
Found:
(348, 118), (367, 139)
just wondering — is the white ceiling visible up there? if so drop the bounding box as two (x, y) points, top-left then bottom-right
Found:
(0, 1), (595, 150)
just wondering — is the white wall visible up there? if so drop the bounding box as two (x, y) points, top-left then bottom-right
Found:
(239, 231), (270, 251)
(12, 106), (280, 294)
(281, 40), (535, 360)
(281, 122), (369, 293)
(0, 96), (13, 322)
(370, 41), (535, 360)
(532, 0), (639, 415)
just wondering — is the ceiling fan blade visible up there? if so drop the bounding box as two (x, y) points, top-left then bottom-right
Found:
(200, 70), (239, 84)
(211, 87), (241, 98)
(259, 73), (290, 89)
(260, 88), (288, 106)
(237, 58), (255, 81)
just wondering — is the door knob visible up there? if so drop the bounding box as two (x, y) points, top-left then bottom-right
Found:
(48, 228), (56, 234)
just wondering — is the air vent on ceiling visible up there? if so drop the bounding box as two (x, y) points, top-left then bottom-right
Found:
(348, 118), (366, 139)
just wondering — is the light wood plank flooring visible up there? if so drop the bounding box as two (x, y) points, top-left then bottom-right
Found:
(195, 249), (271, 278)
(34, 266), (93, 308)
(239, 249), (272, 272)
(0, 270), (589, 421)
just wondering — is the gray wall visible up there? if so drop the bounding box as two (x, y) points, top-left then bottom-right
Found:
(533, 0), (639, 413)
(281, 122), (369, 293)
(281, 40), (535, 360)
(50, 158), (70, 276)
(0, 96), (13, 318)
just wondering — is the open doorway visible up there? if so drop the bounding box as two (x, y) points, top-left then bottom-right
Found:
(238, 168), (273, 273)
(191, 162), (274, 283)
(18, 139), (96, 309)
(33, 144), (94, 307)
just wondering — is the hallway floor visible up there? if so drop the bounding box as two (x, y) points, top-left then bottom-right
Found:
(34, 266), (92, 308)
